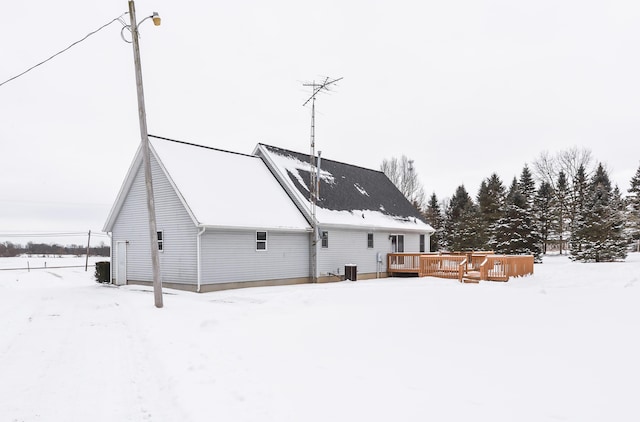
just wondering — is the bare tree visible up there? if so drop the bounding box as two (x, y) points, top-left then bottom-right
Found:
(533, 150), (558, 190)
(381, 155), (426, 210)
(380, 157), (401, 187)
(558, 147), (593, 182)
(533, 147), (593, 189)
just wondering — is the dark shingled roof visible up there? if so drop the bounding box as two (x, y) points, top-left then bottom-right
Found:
(260, 144), (427, 223)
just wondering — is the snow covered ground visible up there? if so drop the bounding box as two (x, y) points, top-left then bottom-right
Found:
(1, 254), (638, 422)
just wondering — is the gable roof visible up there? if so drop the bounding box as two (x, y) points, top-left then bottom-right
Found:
(104, 137), (310, 232)
(255, 144), (434, 233)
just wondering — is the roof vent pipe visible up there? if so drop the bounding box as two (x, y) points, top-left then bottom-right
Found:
(316, 151), (322, 203)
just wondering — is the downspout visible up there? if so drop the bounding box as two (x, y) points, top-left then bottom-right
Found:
(197, 226), (206, 293)
(107, 232), (113, 284)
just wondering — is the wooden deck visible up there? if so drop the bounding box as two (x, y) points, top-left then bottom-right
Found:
(387, 253), (534, 282)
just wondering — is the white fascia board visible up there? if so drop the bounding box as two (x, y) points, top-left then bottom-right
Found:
(318, 221), (435, 234)
(198, 223), (311, 233)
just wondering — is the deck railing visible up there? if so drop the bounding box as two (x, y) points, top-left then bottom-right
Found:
(387, 253), (534, 282)
(479, 255), (534, 281)
(387, 253), (423, 273)
(468, 252), (494, 271)
(419, 255), (466, 279)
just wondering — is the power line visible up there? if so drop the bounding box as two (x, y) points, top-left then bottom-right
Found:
(0, 232), (109, 238)
(0, 13), (128, 88)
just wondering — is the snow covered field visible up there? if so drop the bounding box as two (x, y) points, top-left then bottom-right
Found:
(1, 254), (638, 422)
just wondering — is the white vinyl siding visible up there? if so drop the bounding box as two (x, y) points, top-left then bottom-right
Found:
(317, 229), (423, 275)
(200, 229), (309, 284)
(111, 155), (198, 285)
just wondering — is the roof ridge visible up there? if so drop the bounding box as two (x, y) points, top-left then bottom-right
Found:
(258, 143), (384, 174)
(150, 134), (257, 159)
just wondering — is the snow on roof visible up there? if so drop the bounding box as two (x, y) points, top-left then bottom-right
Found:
(151, 139), (310, 231)
(258, 145), (434, 233)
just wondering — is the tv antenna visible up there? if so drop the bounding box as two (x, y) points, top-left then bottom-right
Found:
(302, 76), (342, 283)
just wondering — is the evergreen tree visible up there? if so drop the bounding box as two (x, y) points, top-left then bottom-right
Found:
(535, 181), (554, 254)
(477, 173), (506, 250)
(533, 148), (594, 247)
(518, 164), (536, 208)
(475, 180), (491, 249)
(443, 185), (483, 251)
(627, 164), (640, 252)
(570, 163), (628, 262)
(423, 193), (445, 252)
(494, 178), (542, 260)
(569, 165), (589, 255)
(519, 165), (543, 259)
(551, 171), (570, 255)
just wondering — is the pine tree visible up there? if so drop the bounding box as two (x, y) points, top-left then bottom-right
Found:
(494, 178), (542, 260)
(611, 185), (629, 258)
(519, 166), (543, 259)
(443, 185), (482, 251)
(569, 165), (589, 255)
(518, 164), (536, 208)
(570, 163), (628, 262)
(627, 164), (640, 252)
(424, 193), (445, 252)
(551, 171), (570, 255)
(476, 180), (491, 249)
(532, 148), (594, 247)
(535, 181), (554, 255)
(477, 173), (506, 250)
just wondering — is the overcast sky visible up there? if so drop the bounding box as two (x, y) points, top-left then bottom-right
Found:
(1, 0), (639, 246)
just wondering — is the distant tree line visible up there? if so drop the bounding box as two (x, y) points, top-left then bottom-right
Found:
(382, 147), (639, 263)
(0, 241), (110, 258)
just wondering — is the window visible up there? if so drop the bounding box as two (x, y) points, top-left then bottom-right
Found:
(157, 231), (164, 252)
(367, 233), (374, 248)
(390, 234), (404, 252)
(256, 231), (267, 251)
(321, 231), (329, 248)
(420, 234), (426, 253)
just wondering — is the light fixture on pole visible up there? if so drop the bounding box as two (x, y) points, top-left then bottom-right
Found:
(124, 1), (163, 308)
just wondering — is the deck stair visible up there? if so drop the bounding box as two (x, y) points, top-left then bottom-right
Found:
(461, 270), (481, 283)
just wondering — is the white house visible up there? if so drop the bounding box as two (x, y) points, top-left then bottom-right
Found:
(103, 136), (434, 291)
(255, 144), (434, 281)
(103, 137), (311, 292)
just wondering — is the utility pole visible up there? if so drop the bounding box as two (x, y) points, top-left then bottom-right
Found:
(128, 0), (163, 307)
(302, 76), (342, 283)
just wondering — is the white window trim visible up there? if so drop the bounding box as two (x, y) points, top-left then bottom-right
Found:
(256, 231), (268, 251)
(157, 230), (164, 252)
(321, 231), (329, 248)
